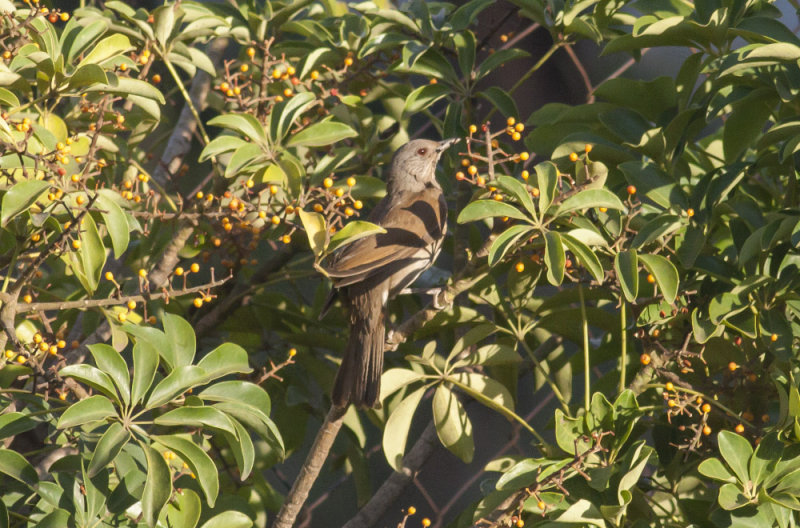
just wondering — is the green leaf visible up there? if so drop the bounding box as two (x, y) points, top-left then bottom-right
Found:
(614, 250), (639, 302)
(196, 343), (251, 380)
(270, 91), (316, 144)
(718, 430), (753, 484)
(691, 308), (722, 344)
(131, 339), (159, 406)
(698, 457), (737, 483)
(59, 364), (119, 404)
(328, 221), (386, 254)
(479, 86), (519, 120)
(208, 113), (266, 144)
(488, 224), (534, 266)
(88, 343), (130, 406)
(199, 381), (271, 417)
(379, 368), (426, 401)
(453, 31), (476, 77)
(152, 434), (219, 506)
(96, 190), (130, 258)
(63, 20), (107, 64)
(402, 83), (450, 117)
(142, 444), (172, 527)
(67, 64), (108, 90)
(0, 87), (19, 108)
(432, 385), (474, 463)
(452, 372), (515, 411)
(535, 161), (559, 214)
(457, 200), (530, 224)
(544, 231), (565, 286)
(453, 344), (521, 367)
(57, 395), (116, 428)
(554, 189), (625, 217)
(1, 180), (49, 226)
(0, 412), (37, 439)
(68, 214), (106, 294)
(145, 365), (207, 409)
(476, 49), (529, 81)
(224, 418), (255, 479)
(154, 4), (177, 47)
(286, 118), (357, 147)
(383, 385), (427, 471)
(198, 135), (247, 162)
(199, 511), (252, 528)
(163, 313), (196, 367)
(297, 209), (326, 257)
(631, 214), (682, 248)
(717, 482), (749, 510)
(154, 406), (237, 436)
(78, 34), (133, 67)
(638, 253), (679, 304)
(0, 448), (38, 487)
(167, 489), (202, 528)
(87, 422), (131, 478)
(723, 93), (775, 163)
(83, 76), (165, 104)
(562, 233), (604, 282)
(495, 175), (537, 218)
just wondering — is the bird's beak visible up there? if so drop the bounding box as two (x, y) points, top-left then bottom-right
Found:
(436, 138), (459, 152)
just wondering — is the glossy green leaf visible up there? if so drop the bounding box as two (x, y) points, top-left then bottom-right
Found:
(476, 48), (529, 81)
(562, 233), (604, 282)
(67, 63), (108, 90)
(57, 395), (116, 428)
(154, 406), (237, 436)
(208, 113), (266, 144)
(327, 221), (386, 254)
(88, 343), (130, 406)
(286, 118), (357, 147)
(379, 368), (426, 401)
(691, 308), (722, 344)
(77, 34), (133, 67)
(402, 83), (450, 117)
(59, 364), (119, 403)
(0, 412), (36, 439)
(63, 20), (107, 64)
(87, 422), (131, 478)
(95, 190), (130, 258)
(432, 385), (474, 463)
(488, 224), (534, 266)
(452, 372), (515, 411)
(614, 250), (639, 302)
(225, 418), (255, 480)
(698, 457), (737, 483)
(199, 511), (252, 528)
(639, 253), (679, 303)
(167, 488), (202, 528)
(717, 482), (749, 510)
(457, 200), (530, 224)
(132, 339), (159, 406)
(479, 86), (519, 119)
(1, 180), (49, 226)
(83, 76), (165, 104)
(544, 231), (565, 286)
(154, 4), (177, 47)
(142, 444), (172, 527)
(67, 214), (106, 294)
(199, 381), (271, 416)
(724, 94), (775, 163)
(199, 135), (247, 162)
(297, 209), (326, 257)
(153, 434), (219, 506)
(535, 161), (559, 214)
(383, 385), (427, 471)
(0, 448), (38, 487)
(718, 430), (753, 484)
(163, 313), (196, 367)
(555, 189), (625, 217)
(453, 30), (476, 76)
(270, 92), (316, 144)
(453, 344), (520, 367)
(196, 343), (251, 380)
(631, 215), (682, 248)
(145, 365), (207, 409)
(495, 175), (537, 218)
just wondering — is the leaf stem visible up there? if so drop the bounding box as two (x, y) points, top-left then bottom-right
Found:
(619, 299), (627, 394)
(578, 284), (590, 411)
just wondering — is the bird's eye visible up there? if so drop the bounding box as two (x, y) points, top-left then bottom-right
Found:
(417, 148), (428, 156)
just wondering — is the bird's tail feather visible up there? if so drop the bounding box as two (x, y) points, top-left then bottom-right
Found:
(332, 291), (384, 408)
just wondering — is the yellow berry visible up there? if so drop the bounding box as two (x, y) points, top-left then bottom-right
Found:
(344, 56), (354, 67)
(310, 70), (319, 80)
(647, 273), (655, 284)
(469, 124), (477, 134)
(515, 262), (524, 273)
(407, 506), (416, 516)
(584, 144), (592, 153)
(702, 403), (711, 413)
(240, 64), (249, 73)
(665, 382), (674, 391)
(57, 340), (66, 349)
(335, 188), (344, 198)
(174, 266), (184, 276)
(506, 117), (516, 126)
(511, 132), (521, 141)
(354, 200), (363, 210)
(281, 235), (291, 244)
(272, 69), (282, 79)
(288, 348), (297, 357)
(105, 271), (114, 281)
(515, 123), (524, 132)
(323, 177), (334, 188)
(728, 361), (738, 371)
(138, 269), (147, 278)
(4, 349), (14, 359)
(569, 152), (578, 162)
(71, 239), (81, 250)
(422, 519), (431, 528)
(771, 333), (778, 342)
(127, 300), (136, 310)
(16, 356), (26, 364)
(283, 88), (293, 97)
(23, 294), (32, 303)
(667, 399), (676, 408)
(735, 423), (745, 434)
(687, 208), (695, 217)
(49, 345), (58, 355)
(467, 165), (478, 176)
(193, 298), (203, 308)
(271, 215), (281, 225)
(702, 425), (712, 435)
(476, 176), (486, 186)
(190, 263), (200, 273)
(346, 177), (356, 187)
(519, 152), (529, 161)
(117, 312), (127, 322)
(247, 47), (256, 58)
(270, 184), (279, 195)
(599, 207), (607, 213)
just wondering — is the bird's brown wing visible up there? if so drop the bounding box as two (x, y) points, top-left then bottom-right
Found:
(322, 188), (446, 288)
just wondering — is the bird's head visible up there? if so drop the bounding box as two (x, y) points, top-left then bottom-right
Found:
(386, 138), (458, 193)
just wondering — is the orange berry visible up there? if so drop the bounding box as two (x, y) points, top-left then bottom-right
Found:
(702, 403), (711, 413)
(703, 425), (712, 435)
(344, 56), (354, 67)
(506, 117), (516, 126)
(584, 144), (592, 153)
(190, 263), (200, 273)
(728, 361), (738, 371)
(647, 274), (655, 284)
(468, 124), (477, 134)
(455, 171), (465, 180)
(515, 262), (524, 273)
(515, 123), (524, 132)
(422, 519), (431, 528)
(770, 333), (778, 342)
(476, 176), (486, 186)
(735, 424), (744, 434)
(687, 208), (695, 217)
(640, 353), (651, 365)
(626, 185), (636, 195)
(569, 152), (578, 162)
(599, 207), (607, 213)
(281, 235), (291, 244)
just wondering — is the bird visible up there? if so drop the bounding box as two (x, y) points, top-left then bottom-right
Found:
(320, 138), (458, 408)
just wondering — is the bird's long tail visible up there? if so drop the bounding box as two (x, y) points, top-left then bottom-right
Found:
(332, 289), (384, 408)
